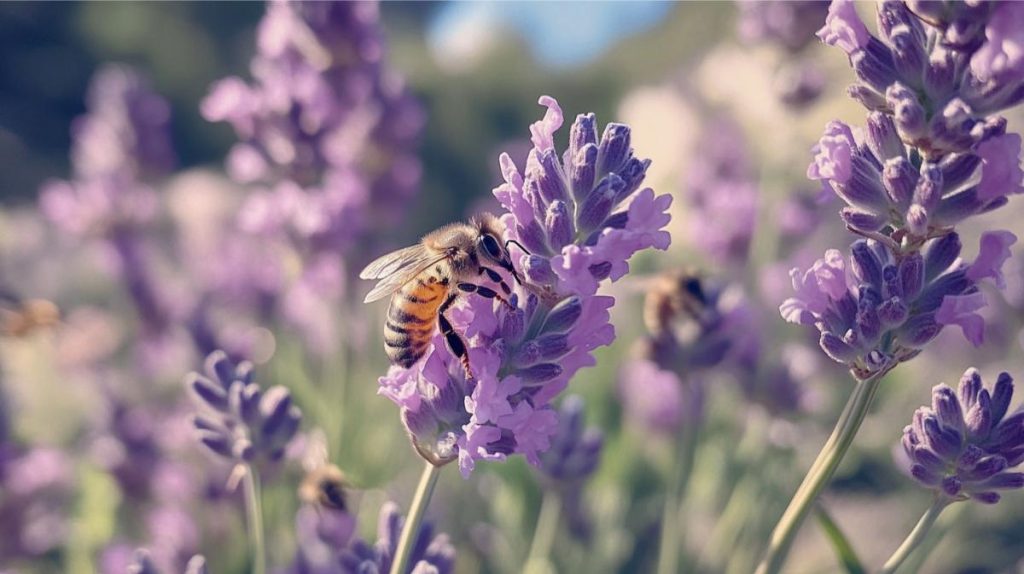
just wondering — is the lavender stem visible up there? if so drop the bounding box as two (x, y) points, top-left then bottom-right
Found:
(390, 461), (442, 574)
(524, 490), (562, 573)
(879, 497), (949, 574)
(657, 417), (700, 574)
(242, 465), (266, 574)
(756, 366), (892, 574)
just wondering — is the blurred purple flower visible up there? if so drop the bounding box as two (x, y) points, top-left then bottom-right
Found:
(536, 396), (603, 486)
(969, 1), (1024, 82)
(684, 118), (758, 266)
(0, 447), (75, 560)
(380, 97), (671, 476)
(185, 350), (302, 465)
(739, 0), (830, 53)
(618, 359), (687, 437)
(202, 0), (424, 251)
(901, 368), (1024, 504)
(338, 501), (455, 574)
(287, 503), (357, 574)
(123, 548), (208, 574)
(781, 231), (1016, 377)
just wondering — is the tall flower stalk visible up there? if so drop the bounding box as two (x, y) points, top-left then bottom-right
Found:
(758, 1), (1024, 572)
(378, 95), (671, 573)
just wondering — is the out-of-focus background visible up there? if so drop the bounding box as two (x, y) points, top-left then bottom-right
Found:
(2, 2), (1024, 574)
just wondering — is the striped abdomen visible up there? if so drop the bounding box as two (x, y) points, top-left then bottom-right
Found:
(384, 273), (448, 367)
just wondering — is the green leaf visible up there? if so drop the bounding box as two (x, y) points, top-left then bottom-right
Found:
(815, 503), (866, 574)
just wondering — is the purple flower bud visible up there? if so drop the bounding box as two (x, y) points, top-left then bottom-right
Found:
(913, 164), (944, 212)
(962, 455), (1007, 481)
(841, 207), (888, 233)
(189, 375), (229, 412)
(932, 384), (965, 431)
(569, 113), (598, 160)
(542, 296), (583, 333)
(882, 157), (916, 207)
(911, 463), (942, 485)
(536, 149), (570, 205)
(517, 220), (551, 256)
(887, 83), (927, 142)
(939, 152), (981, 191)
(889, 25), (927, 82)
(923, 233), (963, 281)
(589, 261), (613, 281)
(842, 155), (889, 211)
(853, 38), (898, 92)
(569, 144), (599, 202)
(900, 253), (925, 298)
(523, 254), (556, 285)
(878, 298), (909, 325)
(941, 475), (963, 496)
(851, 240), (884, 286)
(959, 368), (983, 411)
(518, 363), (563, 386)
(867, 111), (906, 161)
(971, 491), (1001, 504)
(897, 312), (941, 347)
(924, 48), (957, 101)
(501, 306), (526, 342)
(931, 98), (977, 152)
(990, 373), (1014, 426)
(577, 175), (620, 232)
(545, 201), (573, 251)
(597, 124), (631, 176)
(965, 390), (993, 439)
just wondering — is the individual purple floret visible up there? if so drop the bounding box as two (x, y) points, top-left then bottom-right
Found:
(536, 396), (603, 486)
(202, 0), (424, 251)
(781, 231), (1017, 378)
(185, 350), (302, 464)
(380, 96), (672, 477)
(808, 115), (1021, 242)
(818, 0), (1023, 158)
(902, 368), (1024, 504)
(338, 501), (455, 574)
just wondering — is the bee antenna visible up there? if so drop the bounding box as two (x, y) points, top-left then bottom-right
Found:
(505, 239), (530, 256)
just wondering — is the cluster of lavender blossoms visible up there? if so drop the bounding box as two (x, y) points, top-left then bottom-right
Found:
(185, 350), (301, 465)
(536, 396), (603, 488)
(903, 369), (1024, 504)
(380, 97), (672, 476)
(783, 0), (1024, 379)
(202, 0), (424, 250)
(39, 66), (177, 357)
(201, 0), (424, 355)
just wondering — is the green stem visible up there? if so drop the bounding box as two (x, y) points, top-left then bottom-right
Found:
(657, 417), (700, 574)
(814, 504), (866, 574)
(755, 367), (890, 574)
(879, 497), (949, 574)
(390, 462), (442, 574)
(242, 465), (266, 574)
(524, 490), (562, 573)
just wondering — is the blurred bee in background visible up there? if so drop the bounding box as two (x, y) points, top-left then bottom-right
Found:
(642, 267), (708, 339)
(299, 430), (349, 513)
(359, 213), (526, 377)
(0, 292), (60, 338)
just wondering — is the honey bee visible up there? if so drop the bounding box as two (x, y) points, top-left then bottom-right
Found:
(0, 296), (60, 338)
(360, 213), (523, 377)
(642, 268), (707, 339)
(299, 430), (349, 512)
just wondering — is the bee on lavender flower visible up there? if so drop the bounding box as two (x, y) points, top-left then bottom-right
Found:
(642, 268), (707, 338)
(299, 431), (349, 512)
(360, 213), (524, 377)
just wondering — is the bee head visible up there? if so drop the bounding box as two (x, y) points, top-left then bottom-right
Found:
(472, 213), (525, 284)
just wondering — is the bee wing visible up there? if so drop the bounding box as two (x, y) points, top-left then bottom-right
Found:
(360, 245), (448, 303)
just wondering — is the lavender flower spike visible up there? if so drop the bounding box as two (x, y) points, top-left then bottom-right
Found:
(380, 97), (672, 477)
(780, 231), (1017, 377)
(902, 369), (1024, 504)
(185, 350), (302, 465)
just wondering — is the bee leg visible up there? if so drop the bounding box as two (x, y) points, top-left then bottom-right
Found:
(439, 293), (473, 378)
(479, 266), (514, 297)
(458, 282), (513, 309)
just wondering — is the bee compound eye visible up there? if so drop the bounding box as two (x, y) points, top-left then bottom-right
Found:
(482, 234), (502, 259)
